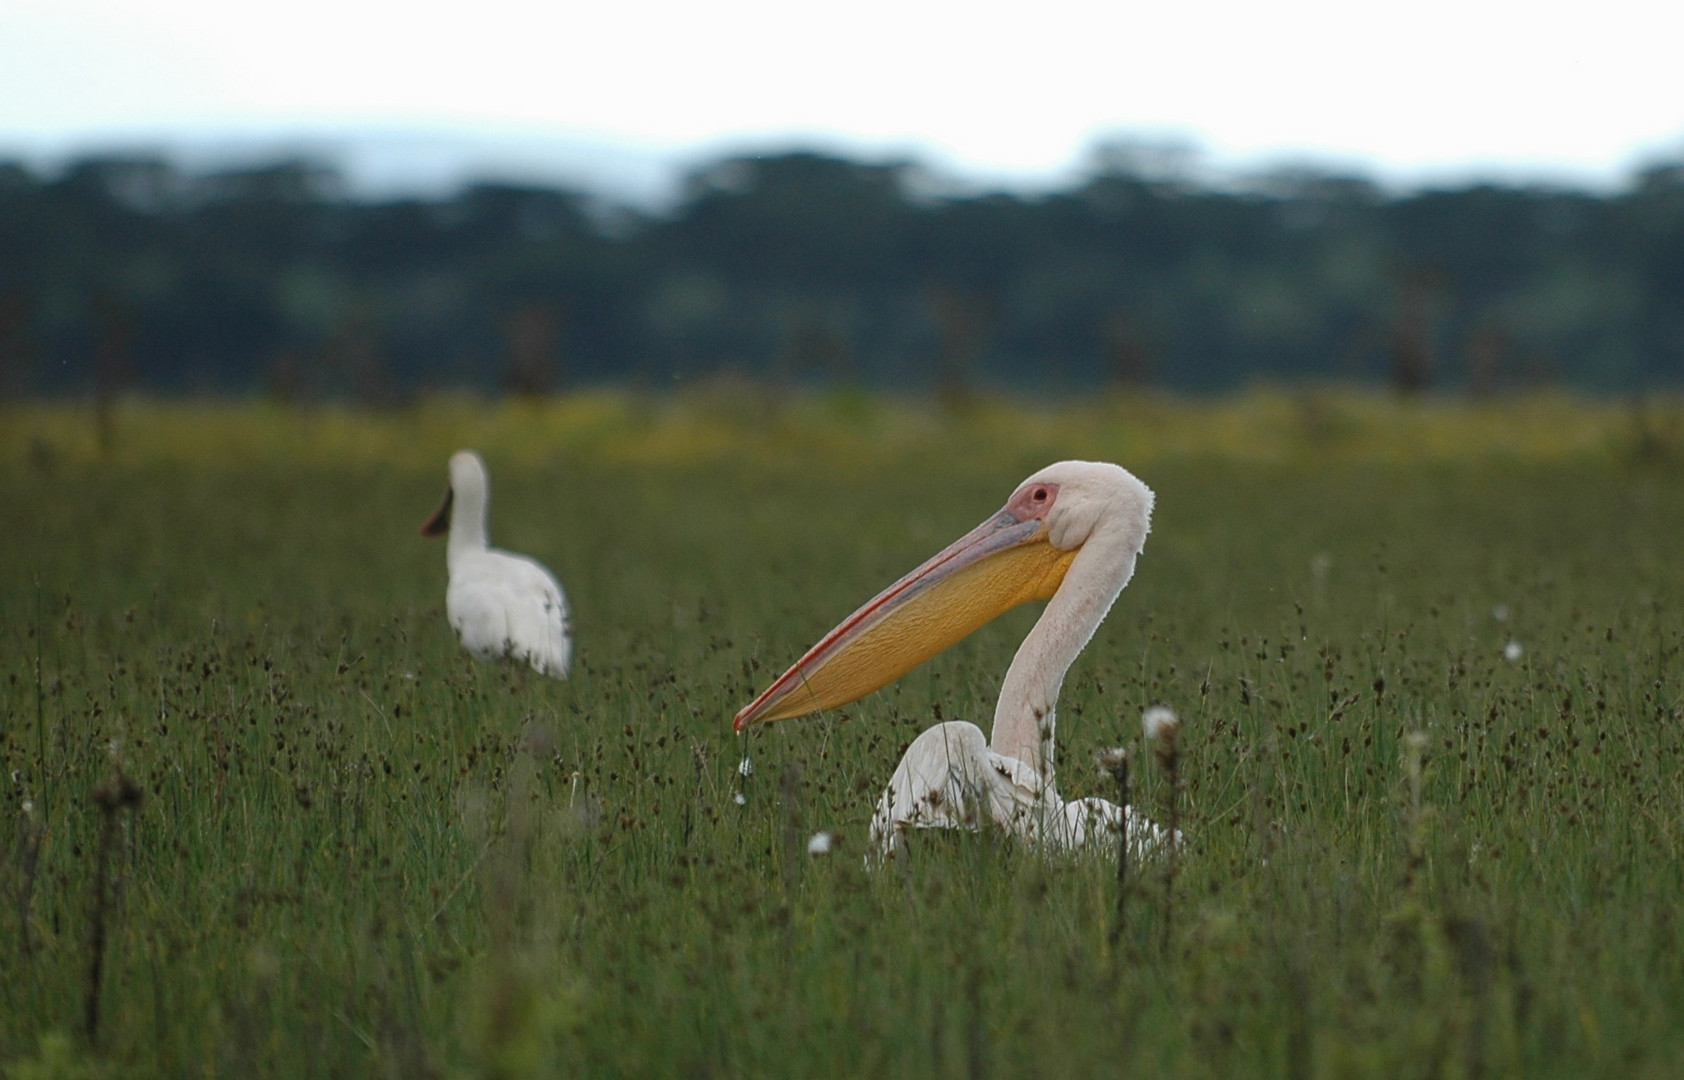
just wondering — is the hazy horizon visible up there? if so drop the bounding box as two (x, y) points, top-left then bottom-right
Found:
(6, 123), (1681, 209)
(8, 0), (1682, 206)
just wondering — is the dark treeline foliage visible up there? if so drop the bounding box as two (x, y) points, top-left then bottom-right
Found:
(2, 148), (1682, 398)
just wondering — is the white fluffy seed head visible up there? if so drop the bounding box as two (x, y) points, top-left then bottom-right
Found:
(1503, 640), (1524, 662)
(1141, 705), (1179, 744)
(807, 831), (834, 856)
(1095, 747), (1128, 776)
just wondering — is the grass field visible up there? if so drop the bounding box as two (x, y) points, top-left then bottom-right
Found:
(3, 390), (1684, 1078)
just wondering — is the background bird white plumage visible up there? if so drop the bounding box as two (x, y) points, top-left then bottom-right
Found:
(424, 449), (571, 679)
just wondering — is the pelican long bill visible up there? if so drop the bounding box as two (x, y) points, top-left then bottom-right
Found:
(733, 506), (1076, 730)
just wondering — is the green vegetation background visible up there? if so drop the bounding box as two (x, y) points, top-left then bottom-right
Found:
(5, 150), (1684, 396)
(3, 390), (1683, 1077)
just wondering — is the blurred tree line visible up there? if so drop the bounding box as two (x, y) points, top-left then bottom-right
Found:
(1, 145), (1681, 400)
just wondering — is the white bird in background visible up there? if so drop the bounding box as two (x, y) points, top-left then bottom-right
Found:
(421, 450), (571, 679)
(734, 460), (1171, 859)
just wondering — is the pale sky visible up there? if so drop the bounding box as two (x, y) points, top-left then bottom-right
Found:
(4, 0), (1683, 197)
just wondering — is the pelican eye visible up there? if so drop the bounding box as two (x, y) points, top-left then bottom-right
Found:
(1033, 488), (1048, 502)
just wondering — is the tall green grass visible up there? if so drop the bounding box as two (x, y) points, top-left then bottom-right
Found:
(3, 391), (1682, 1077)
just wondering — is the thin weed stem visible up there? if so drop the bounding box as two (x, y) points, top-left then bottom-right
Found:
(1098, 748), (1130, 953)
(85, 772), (142, 1045)
(1154, 733), (1181, 959)
(34, 576), (47, 821)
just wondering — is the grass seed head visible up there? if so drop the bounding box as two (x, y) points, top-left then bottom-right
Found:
(92, 774), (143, 812)
(1141, 705), (1179, 747)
